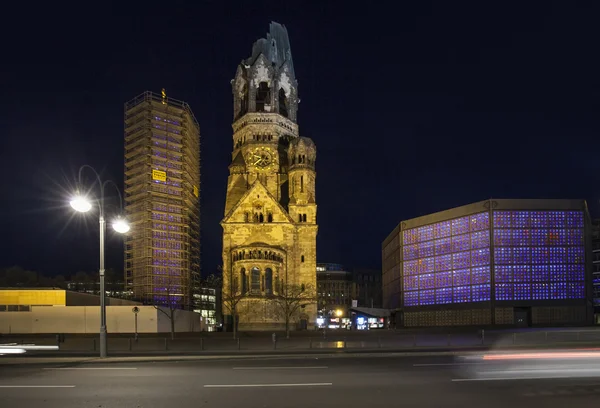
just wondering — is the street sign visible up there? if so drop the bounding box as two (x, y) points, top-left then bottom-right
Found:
(132, 306), (140, 314)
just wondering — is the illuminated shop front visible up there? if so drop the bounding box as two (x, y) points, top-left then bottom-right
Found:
(382, 199), (593, 327)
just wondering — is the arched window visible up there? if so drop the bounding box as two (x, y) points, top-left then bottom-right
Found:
(251, 267), (260, 293)
(302, 214), (307, 222)
(259, 213), (264, 223)
(279, 88), (288, 117)
(256, 82), (270, 112)
(274, 275), (279, 294)
(241, 268), (247, 294)
(240, 85), (248, 117)
(298, 214), (302, 223)
(301, 255), (305, 263)
(300, 176), (304, 192)
(268, 213), (273, 223)
(265, 268), (273, 294)
(245, 212), (250, 222)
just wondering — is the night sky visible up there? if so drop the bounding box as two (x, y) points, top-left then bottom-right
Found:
(1, 1), (599, 279)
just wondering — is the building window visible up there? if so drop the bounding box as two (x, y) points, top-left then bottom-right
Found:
(251, 267), (261, 293)
(279, 88), (288, 117)
(268, 213), (273, 222)
(301, 255), (305, 263)
(300, 175), (304, 192)
(302, 214), (307, 222)
(256, 82), (270, 112)
(241, 268), (247, 294)
(265, 268), (273, 294)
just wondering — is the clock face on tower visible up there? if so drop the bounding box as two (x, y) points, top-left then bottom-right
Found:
(247, 146), (276, 171)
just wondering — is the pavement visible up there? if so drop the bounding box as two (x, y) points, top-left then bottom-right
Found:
(2, 352), (600, 407)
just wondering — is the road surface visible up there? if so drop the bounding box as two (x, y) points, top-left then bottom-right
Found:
(1, 354), (600, 407)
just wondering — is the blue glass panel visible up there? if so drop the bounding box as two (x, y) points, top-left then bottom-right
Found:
(496, 283), (513, 301)
(548, 229), (566, 246)
(567, 229), (584, 246)
(550, 282), (567, 299)
(420, 257), (435, 274)
(567, 246), (584, 264)
(453, 286), (471, 303)
(470, 212), (490, 232)
(566, 211), (584, 228)
(452, 234), (470, 253)
(513, 247), (532, 264)
(419, 273), (435, 290)
(419, 225), (434, 242)
(494, 229), (511, 246)
(547, 211), (566, 227)
(495, 265), (512, 283)
(532, 247), (549, 264)
(567, 282), (584, 299)
(549, 247), (566, 264)
(471, 248), (490, 266)
(453, 268), (470, 286)
(435, 287), (453, 304)
(472, 284), (491, 301)
(403, 244), (418, 261)
(405, 291), (419, 306)
(404, 260), (418, 276)
(471, 230), (490, 249)
(567, 264), (585, 281)
(531, 211), (549, 228)
(514, 283), (531, 300)
(435, 254), (452, 272)
(419, 290), (435, 305)
(512, 229), (531, 246)
(404, 275), (417, 291)
(494, 211), (512, 228)
(435, 271), (453, 287)
(513, 211), (530, 228)
(452, 251), (471, 269)
(452, 217), (470, 236)
(434, 221), (451, 238)
(513, 265), (530, 282)
(420, 240), (434, 258)
(531, 229), (548, 246)
(434, 238), (452, 256)
(471, 266), (491, 284)
(531, 265), (549, 281)
(532, 283), (548, 300)
(548, 264), (566, 282)
(494, 247), (513, 265)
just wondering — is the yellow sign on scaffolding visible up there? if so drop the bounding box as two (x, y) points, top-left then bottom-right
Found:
(193, 185), (199, 198)
(161, 88), (167, 105)
(152, 169), (166, 182)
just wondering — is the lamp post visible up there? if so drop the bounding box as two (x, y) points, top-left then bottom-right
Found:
(69, 165), (129, 358)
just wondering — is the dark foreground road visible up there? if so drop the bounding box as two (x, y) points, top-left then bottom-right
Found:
(1, 354), (600, 407)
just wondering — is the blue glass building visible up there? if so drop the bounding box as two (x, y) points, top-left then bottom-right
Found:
(382, 199), (593, 327)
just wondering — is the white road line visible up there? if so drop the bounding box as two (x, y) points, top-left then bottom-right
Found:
(452, 376), (568, 382)
(204, 383), (333, 388)
(43, 367), (138, 370)
(232, 366), (328, 370)
(0, 385), (76, 388)
(413, 363), (483, 367)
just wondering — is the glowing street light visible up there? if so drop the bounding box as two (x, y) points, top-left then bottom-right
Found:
(335, 309), (343, 317)
(69, 165), (129, 358)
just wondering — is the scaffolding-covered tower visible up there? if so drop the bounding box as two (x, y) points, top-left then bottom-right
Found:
(124, 91), (201, 309)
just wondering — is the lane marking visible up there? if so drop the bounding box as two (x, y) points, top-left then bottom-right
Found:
(43, 367), (138, 370)
(232, 366), (328, 370)
(0, 385), (76, 388)
(452, 376), (578, 382)
(413, 363), (484, 367)
(204, 383), (332, 388)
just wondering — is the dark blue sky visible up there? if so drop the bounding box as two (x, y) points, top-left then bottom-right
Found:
(1, 1), (599, 278)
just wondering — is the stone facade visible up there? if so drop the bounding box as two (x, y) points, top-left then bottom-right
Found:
(221, 22), (318, 331)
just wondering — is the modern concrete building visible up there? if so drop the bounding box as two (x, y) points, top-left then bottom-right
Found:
(316, 263), (355, 315)
(124, 91), (201, 310)
(221, 22), (318, 331)
(382, 199), (593, 327)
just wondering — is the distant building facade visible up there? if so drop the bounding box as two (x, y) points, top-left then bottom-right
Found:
(352, 268), (382, 308)
(591, 219), (600, 312)
(124, 91), (201, 310)
(192, 286), (219, 331)
(316, 263), (355, 315)
(383, 199), (593, 327)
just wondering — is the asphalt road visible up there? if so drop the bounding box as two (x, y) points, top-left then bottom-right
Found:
(1, 354), (600, 407)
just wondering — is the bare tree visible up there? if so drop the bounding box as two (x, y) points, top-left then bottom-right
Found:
(271, 282), (317, 339)
(152, 272), (184, 340)
(221, 265), (245, 339)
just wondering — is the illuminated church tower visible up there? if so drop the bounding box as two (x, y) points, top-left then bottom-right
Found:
(221, 22), (317, 331)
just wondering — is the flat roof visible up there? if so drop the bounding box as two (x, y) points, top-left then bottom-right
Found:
(387, 198), (587, 232)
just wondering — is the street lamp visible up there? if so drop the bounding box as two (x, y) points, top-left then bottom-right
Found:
(70, 165), (129, 358)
